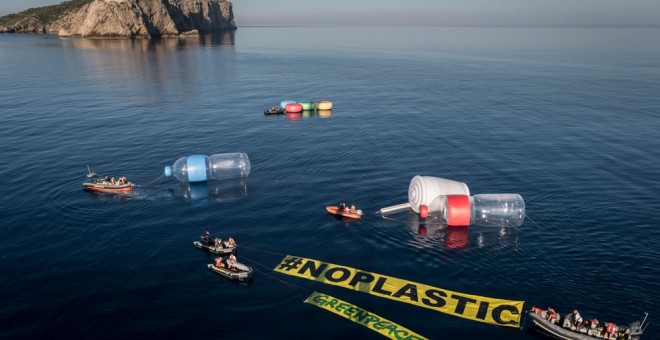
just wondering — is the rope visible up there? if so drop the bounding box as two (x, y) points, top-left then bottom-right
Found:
(136, 174), (164, 188)
(239, 245), (287, 257)
(525, 215), (546, 230)
(240, 253), (307, 302)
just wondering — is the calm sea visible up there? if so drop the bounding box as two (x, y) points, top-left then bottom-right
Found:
(0, 26), (659, 339)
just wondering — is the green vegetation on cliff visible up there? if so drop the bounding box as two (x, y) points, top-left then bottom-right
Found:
(0, 0), (92, 26)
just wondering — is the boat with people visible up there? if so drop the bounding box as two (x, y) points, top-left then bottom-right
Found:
(82, 167), (134, 193)
(194, 231), (237, 255)
(326, 203), (363, 220)
(208, 254), (253, 282)
(264, 107), (284, 115)
(527, 306), (648, 340)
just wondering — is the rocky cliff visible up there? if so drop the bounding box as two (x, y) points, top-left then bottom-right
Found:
(1, 0), (235, 38)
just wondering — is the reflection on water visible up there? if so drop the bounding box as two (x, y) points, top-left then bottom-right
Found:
(285, 112), (302, 121)
(407, 211), (468, 250)
(168, 178), (248, 206)
(326, 213), (360, 225)
(53, 32), (237, 104)
(406, 211), (519, 251)
(273, 110), (333, 121)
(60, 32), (235, 51)
(84, 190), (133, 203)
(444, 226), (469, 249)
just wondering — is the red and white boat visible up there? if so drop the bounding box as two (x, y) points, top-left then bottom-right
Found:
(82, 167), (134, 193)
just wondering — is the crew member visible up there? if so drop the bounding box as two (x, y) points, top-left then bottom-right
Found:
(202, 230), (210, 244)
(226, 254), (237, 269)
(530, 306), (543, 314)
(586, 319), (599, 332)
(603, 322), (615, 339)
(573, 310), (583, 330)
(546, 307), (558, 324)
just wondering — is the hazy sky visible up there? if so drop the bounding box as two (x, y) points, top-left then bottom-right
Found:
(2, 0), (660, 27)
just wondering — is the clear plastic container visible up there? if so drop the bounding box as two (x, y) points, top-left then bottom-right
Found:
(470, 194), (525, 227)
(164, 153), (251, 182)
(436, 194), (525, 227)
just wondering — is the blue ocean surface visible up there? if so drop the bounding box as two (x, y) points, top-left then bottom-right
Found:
(0, 26), (659, 339)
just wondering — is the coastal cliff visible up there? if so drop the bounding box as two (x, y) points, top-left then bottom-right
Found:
(0, 0), (236, 38)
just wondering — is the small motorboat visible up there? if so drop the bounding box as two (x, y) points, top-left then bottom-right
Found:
(527, 309), (648, 340)
(82, 167), (134, 193)
(264, 107), (284, 115)
(194, 236), (237, 255)
(326, 205), (363, 220)
(208, 257), (253, 282)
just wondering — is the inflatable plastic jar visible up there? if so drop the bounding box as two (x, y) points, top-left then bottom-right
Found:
(164, 153), (251, 182)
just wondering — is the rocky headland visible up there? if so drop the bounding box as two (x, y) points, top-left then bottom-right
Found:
(0, 0), (236, 38)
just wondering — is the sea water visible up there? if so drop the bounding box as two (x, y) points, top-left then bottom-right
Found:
(0, 26), (659, 338)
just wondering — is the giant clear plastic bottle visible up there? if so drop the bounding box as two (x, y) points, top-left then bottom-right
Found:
(435, 194), (525, 227)
(470, 194), (525, 227)
(164, 153), (251, 183)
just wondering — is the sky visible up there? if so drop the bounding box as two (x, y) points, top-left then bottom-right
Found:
(2, 0), (660, 27)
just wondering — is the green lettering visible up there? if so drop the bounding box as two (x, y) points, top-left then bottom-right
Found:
(335, 302), (349, 313)
(327, 298), (338, 309)
(345, 306), (357, 317)
(312, 294), (329, 306)
(394, 329), (410, 340)
(365, 315), (379, 325)
(355, 309), (369, 322)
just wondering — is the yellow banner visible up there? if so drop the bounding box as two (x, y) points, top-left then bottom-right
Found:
(276, 255), (524, 328)
(305, 291), (428, 340)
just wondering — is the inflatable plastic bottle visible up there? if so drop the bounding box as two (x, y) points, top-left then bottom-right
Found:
(437, 194), (525, 227)
(379, 175), (470, 216)
(280, 100), (296, 109)
(164, 153), (250, 183)
(408, 176), (470, 213)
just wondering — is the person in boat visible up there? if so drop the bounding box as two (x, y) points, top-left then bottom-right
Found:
(202, 230), (211, 245)
(339, 202), (347, 211)
(214, 257), (225, 268)
(214, 238), (223, 250)
(226, 254), (237, 269)
(227, 237), (236, 246)
(545, 307), (558, 324)
(349, 204), (357, 213)
(603, 322), (615, 339)
(585, 318), (599, 331)
(572, 309), (584, 330)
(530, 306), (543, 314)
